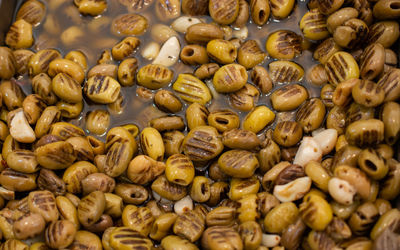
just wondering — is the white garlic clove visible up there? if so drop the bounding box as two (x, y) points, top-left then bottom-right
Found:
(273, 176), (312, 202)
(232, 26), (248, 41)
(171, 16), (202, 33)
(311, 127), (325, 137)
(328, 177), (357, 205)
(313, 128), (338, 155)
(262, 234), (281, 248)
(141, 41), (160, 61)
(221, 25), (233, 40)
(152, 190), (174, 207)
(9, 109), (36, 143)
(293, 137), (323, 167)
(174, 195), (193, 215)
(152, 36), (180, 67)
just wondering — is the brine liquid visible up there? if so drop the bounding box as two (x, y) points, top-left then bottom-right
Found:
(13, 0), (321, 139)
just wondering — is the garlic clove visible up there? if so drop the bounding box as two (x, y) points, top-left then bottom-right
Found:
(293, 137), (322, 167)
(313, 128), (338, 155)
(273, 176), (312, 202)
(9, 109), (36, 143)
(174, 195), (193, 215)
(232, 26), (248, 41)
(328, 177), (356, 205)
(262, 234), (281, 248)
(141, 41), (160, 61)
(171, 16), (202, 33)
(153, 36), (180, 67)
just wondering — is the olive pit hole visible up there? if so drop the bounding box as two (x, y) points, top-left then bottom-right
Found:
(201, 183), (208, 194)
(216, 118), (229, 125)
(259, 10), (266, 21)
(88, 138), (100, 148)
(364, 160), (377, 171)
(183, 48), (195, 57)
(174, 179), (186, 185)
(389, 2), (400, 9)
(363, 69), (375, 79)
(387, 136), (395, 145)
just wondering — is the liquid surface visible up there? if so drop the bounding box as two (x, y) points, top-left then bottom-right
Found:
(14, 0), (320, 138)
